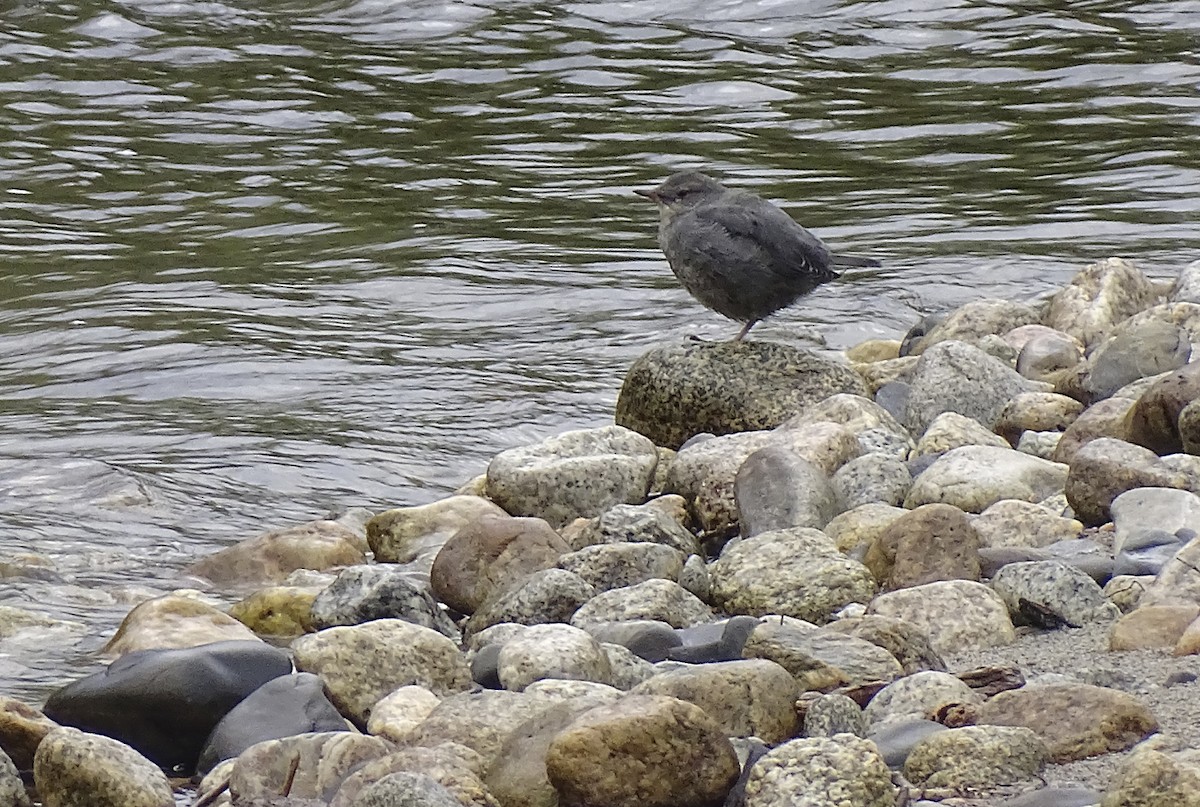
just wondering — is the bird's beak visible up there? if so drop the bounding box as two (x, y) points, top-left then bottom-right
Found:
(634, 188), (658, 202)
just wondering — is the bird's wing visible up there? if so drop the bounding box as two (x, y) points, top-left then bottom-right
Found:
(684, 196), (837, 281)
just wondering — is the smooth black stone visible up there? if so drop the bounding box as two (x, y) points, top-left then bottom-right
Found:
(195, 672), (346, 776)
(43, 640), (291, 775)
(470, 643), (503, 689)
(667, 615), (758, 664)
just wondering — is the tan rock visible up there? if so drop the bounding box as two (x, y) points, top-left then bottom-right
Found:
(367, 495), (507, 566)
(0, 696), (58, 771)
(188, 519), (365, 586)
(1052, 397), (1136, 465)
(1108, 604), (1200, 650)
(103, 593), (260, 656)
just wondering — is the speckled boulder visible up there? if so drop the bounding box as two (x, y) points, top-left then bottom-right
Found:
(329, 744), (496, 807)
(103, 593), (261, 656)
(1141, 533), (1200, 607)
(1052, 397), (1137, 464)
(802, 693), (867, 738)
(824, 503), (907, 554)
(404, 690), (568, 768)
(292, 619), (471, 725)
(367, 495), (507, 569)
(545, 694), (740, 807)
(734, 445), (839, 535)
(570, 579), (714, 629)
(0, 747), (28, 807)
(615, 340), (868, 450)
(824, 614), (946, 675)
(971, 500), (1083, 549)
(347, 772), (465, 807)
(310, 565), (458, 637)
(709, 528), (876, 622)
(905, 445), (1068, 513)
(34, 727), (172, 807)
(1101, 738), (1200, 807)
(743, 734), (897, 807)
(229, 731), (392, 802)
(556, 542), (684, 593)
(632, 659), (800, 744)
(578, 502), (701, 555)
(864, 670), (981, 727)
(994, 392), (1085, 446)
(991, 560), (1120, 627)
(906, 299), (1041, 356)
(1126, 362), (1200, 456)
(865, 503), (980, 590)
(367, 686), (441, 745)
(486, 425), (658, 528)
(831, 452), (912, 510)
(1043, 257), (1160, 349)
(497, 624), (613, 691)
(465, 568), (596, 636)
(903, 340), (1043, 435)
(780, 393), (913, 460)
(868, 580), (1016, 655)
(743, 620), (903, 692)
(903, 725), (1047, 790)
(975, 682), (1158, 762)
(1065, 437), (1194, 526)
(431, 514), (571, 616)
(188, 519), (366, 587)
(912, 411), (1010, 459)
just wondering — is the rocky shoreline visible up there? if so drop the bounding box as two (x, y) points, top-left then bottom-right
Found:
(4, 256), (1200, 807)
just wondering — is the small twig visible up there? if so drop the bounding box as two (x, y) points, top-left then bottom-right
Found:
(192, 776), (230, 807)
(281, 753), (301, 797)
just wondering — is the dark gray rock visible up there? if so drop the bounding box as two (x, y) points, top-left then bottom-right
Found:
(735, 445), (838, 536)
(904, 341), (1041, 435)
(196, 673), (347, 776)
(867, 719), (948, 769)
(582, 620), (682, 663)
(668, 615), (760, 664)
(1082, 319), (1190, 403)
(615, 340), (867, 450)
(42, 640), (291, 775)
(310, 565), (458, 638)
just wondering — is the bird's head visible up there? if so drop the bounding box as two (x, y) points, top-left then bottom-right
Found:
(634, 171), (726, 212)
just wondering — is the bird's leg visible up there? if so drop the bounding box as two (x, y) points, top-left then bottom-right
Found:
(734, 320), (757, 341)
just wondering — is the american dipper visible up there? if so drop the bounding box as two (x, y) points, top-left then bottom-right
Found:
(636, 171), (879, 340)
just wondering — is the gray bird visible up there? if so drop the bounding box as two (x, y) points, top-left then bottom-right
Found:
(636, 171), (879, 341)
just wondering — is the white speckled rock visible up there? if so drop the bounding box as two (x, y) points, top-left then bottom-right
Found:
(570, 578), (714, 629)
(34, 727), (172, 807)
(868, 580), (1016, 655)
(905, 445), (1068, 513)
(1044, 257), (1160, 349)
(709, 528), (876, 622)
(292, 619), (471, 725)
(486, 425), (658, 529)
(367, 685), (441, 744)
(971, 499), (1083, 549)
(912, 412), (1010, 459)
(744, 734), (898, 807)
(497, 623), (613, 691)
(904, 725), (1047, 790)
(556, 542), (685, 593)
(864, 670), (982, 728)
(991, 560), (1120, 626)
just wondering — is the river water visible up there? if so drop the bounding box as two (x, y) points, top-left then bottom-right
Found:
(0, 0), (1197, 702)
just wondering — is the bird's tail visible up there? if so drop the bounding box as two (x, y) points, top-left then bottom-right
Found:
(831, 253), (881, 268)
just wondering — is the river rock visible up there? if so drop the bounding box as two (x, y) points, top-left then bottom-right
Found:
(734, 445), (839, 535)
(709, 528), (876, 622)
(329, 743), (495, 807)
(907, 299), (1041, 355)
(1065, 437), (1193, 526)
(994, 392), (1084, 446)
(42, 640), (291, 774)
(405, 690), (566, 767)
(825, 614), (946, 674)
(1170, 258), (1200, 303)
(579, 501), (701, 555)
(0, 696), (58, 771)
(195, 672), (347, 775)
(975, 681), (1158, 761)
(903, 725), (1046, 790)
(824, 502), (907, 554)
(482, 703), (605, 807)
(1108, 604), (1200, 651)
(743, 734), (897, 807)
(346, 772), (464, 807)
(1101, 739), (1200, 807)
(556, 542), (684, 593)
(103, 592), (260, 656)
(1013, 327), (1084, 383)
(971, 499), (1083, 548)
(228, 731), (392, 802)
(465, 568), (596, 635)
(780, 393), (913, 459)
(1052, 397), (1136, 465)
(905, 445), (1068, 512)
(367, 686), (441, 744)
(1140, 532), (1200, 607)
(743, 620), (903, 691)
(34, 727), (172, 807)
(1043, 257), (1160, 348)
(903, 340), (1042, 435)
(1082, 319), (1190, 404)
(229, 585), (318, 638)
(0, 747), (28, 807)
(570, 578), (713, 629)
(545, 694), (740, 807)
(309, 565), (457, 637)
(832, 452), (911, 509)
(868, 580), (1016, 655)
(430, 514), (571, 616)
(292, 619), (471, 725)
(864, 670), (981, 727)
(497, 624), (613, 691)
(991, 560), (1120, 627)
(913, 411), (1010, 458)
(666, 615), (760, 664)
(802, 692), (867, 738)
(632, 659), (800, 743)
(188, 519), (366, 587)
(865, 503), (980, 589)
(615, 340), (868, 450)
(1126, 362), (1200, 455)
(366, 495), (508, 569)
(486, 425), (658, 528)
